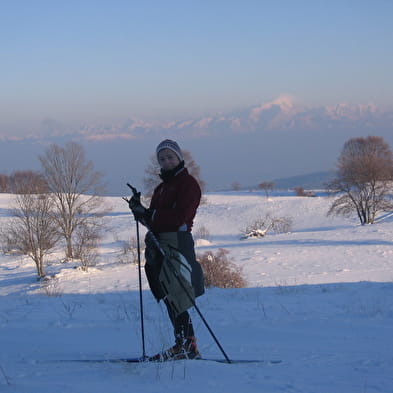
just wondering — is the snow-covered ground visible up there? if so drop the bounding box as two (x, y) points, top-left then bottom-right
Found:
(1, 192), (392, 393)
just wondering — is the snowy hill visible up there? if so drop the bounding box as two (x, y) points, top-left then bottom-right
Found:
(271, 171), (334, 190)
(1, 192), (392, 393)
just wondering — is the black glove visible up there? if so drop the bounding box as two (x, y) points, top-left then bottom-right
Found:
(131, 205), (153, 227)
(133, 205), (152, 223)
(126, 192), (152, 226)
(128, 193), (142, 210)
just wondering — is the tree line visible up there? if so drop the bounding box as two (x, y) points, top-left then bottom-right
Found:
(0, 171), (48, 194)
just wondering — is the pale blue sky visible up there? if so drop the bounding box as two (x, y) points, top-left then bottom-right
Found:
(1, 0), (393, 135)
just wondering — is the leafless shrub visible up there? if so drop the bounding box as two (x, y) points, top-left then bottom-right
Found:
(242, 217), (269, 238)
(73, 223), (100, 271)
(197, 248), (246, 288)
(117, 237), (140, 264)
(241, 214), (293, 239)
(193, 225), (211, 241)
(0, 191), (60, 278)
(275, 279), (302, 295)
(58, 300), (80, 320)
(272, 216), (293, 233)
(294, 187), (315, 197)
(259, 181), (275, 198)
(294, 187), (306, 196)
(1, 228), (22, 255)
(41, 277), (63, 297)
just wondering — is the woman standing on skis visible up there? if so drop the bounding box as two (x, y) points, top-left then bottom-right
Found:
(128, 139), (204, 360)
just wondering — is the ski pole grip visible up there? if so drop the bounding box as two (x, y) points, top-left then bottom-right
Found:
(126, 182), (142, 204)
(126, 183), (138, 195)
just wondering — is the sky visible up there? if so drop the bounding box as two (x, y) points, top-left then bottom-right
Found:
(1, 1), (393, 192)
(1, 0), (393, 135)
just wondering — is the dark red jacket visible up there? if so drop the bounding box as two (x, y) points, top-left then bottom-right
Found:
(149, 167), (201, 233)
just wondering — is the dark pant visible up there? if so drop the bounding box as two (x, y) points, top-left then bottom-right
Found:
(165, 298), (195, 339)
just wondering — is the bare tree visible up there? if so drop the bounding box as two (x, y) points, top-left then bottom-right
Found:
(8, 171), (48, 194)
(143, 150), (206, 197)
(143, 154), (161, 198)
(231, 182), (241, 191)
(0, 174), (8, 192)
(327, 136), (393, 225)
(1, 189), (59, 278)
(39, 142), (107, 259)
(258, 181), (275, 198)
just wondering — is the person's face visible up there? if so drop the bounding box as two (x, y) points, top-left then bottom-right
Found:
(158, 148), (180, 171)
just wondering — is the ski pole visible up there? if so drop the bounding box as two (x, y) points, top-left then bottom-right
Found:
(135, 219), (147, 360)
(123, 185), (146, 360)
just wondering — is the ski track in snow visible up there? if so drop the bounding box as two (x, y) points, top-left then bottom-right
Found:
(0, 192), (392, 393)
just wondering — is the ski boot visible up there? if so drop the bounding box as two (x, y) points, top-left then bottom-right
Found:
(149, 336), (201, 361)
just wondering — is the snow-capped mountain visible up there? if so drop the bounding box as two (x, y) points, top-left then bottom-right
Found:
(1, 96), (391, 143)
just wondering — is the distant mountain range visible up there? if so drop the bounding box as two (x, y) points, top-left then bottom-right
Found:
(1, 95), (392, 142)
(238, 171), (334, 192)
(272, 171), (334, 190)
